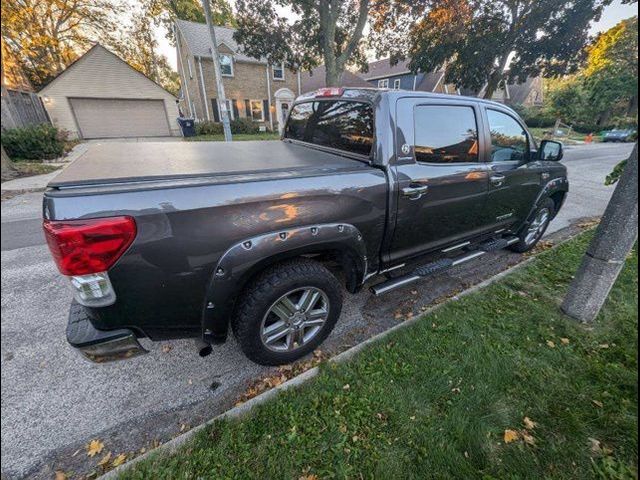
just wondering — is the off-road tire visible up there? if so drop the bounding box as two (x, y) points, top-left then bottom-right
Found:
(232, 258), (343, 365)
(508, 197), (555, 253)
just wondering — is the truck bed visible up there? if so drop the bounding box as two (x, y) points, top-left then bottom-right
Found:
(49, 141), (367, 188)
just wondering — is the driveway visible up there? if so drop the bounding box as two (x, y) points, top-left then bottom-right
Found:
(0, 142), (634, 479)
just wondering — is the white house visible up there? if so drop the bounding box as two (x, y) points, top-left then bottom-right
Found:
(39, 44), (180, 139)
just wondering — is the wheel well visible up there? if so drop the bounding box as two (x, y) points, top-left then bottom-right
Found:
(236, 248), (362, 300)
(549, 191), (566, 216)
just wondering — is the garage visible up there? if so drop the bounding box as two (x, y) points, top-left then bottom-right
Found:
(39, 44), (181, 139)
(70, 98), (170, 139)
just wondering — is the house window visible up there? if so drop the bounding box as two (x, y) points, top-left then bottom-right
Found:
(273, 63), (285, 80)
(187, 59), (193, 79)
(250, 100), (264, 122)
(218, 99), (235, 120)
(393, 79), (401, 90)
(220, 54), (233, 76)
(378, 79), (389, 89)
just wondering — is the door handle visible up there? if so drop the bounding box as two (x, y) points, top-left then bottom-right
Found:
(490, 174), (506, 187)
(401, 185), (429, 200)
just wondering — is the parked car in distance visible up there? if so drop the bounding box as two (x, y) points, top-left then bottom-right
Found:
(43, 88), (568, 365)
(602, 129), (636, 142)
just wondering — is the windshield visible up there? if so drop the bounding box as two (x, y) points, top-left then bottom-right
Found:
(284, 100), (374, 156)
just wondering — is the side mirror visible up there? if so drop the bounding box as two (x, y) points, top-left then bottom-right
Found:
(539, 140), (564, 161)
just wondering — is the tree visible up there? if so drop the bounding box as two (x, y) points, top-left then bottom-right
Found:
(582, 16), (638, 125)
(562, 144), (638, 323)
(371, 0), (613, 99)
(144, 0), (236, 43)
(233, 0), (371, 87)
(112, 13), (180, 95)
(1, 0), (123, 88)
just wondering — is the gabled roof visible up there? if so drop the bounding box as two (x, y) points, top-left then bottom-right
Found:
(38, 44), (176, 97)
(301, 65), (371, 93)
(507, 77), (541, 105)
(416, 71), (445, 92)
(175, 19), (265, 64)
(360, 58), (412, 80)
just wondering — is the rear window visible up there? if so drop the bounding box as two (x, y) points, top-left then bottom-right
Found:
(284, 100), (374, 156)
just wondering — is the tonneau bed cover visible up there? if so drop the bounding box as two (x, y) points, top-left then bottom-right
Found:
(48, 141), (367, 188)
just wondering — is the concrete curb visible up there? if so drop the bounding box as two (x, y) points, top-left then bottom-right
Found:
(100, 237), (571, 479)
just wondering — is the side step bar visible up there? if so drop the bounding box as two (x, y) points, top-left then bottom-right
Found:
(370, 237), (519, 296)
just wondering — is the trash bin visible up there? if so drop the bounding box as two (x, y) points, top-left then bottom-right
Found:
(177, 117), (196, 137)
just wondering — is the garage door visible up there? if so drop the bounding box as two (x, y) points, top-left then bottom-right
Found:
(70, 98), (170, 139)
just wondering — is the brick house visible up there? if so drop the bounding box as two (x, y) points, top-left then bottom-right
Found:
(175, 19), (302, 132)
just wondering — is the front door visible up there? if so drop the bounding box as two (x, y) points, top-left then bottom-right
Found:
(481, 107), (543, 232)
(388, 99), (492, 263)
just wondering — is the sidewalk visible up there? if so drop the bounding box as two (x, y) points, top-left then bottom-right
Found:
(1, 143), (88, 192)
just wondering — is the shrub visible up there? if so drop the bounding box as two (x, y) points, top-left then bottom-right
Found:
(513, 105), (556, 128)
(1, 124), (68, 160)
(230, 117), (260, 135)
(195, 121), (224, 136)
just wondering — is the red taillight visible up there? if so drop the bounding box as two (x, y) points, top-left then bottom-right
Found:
(316, 87), (344, 97)
(43, 216), (137, 276)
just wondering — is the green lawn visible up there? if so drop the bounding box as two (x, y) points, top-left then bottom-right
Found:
(121, 233), (638, 480)
(529, 127), (600, 145)
(185, 132), (281, 142)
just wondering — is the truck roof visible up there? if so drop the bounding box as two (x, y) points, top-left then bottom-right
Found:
(47, 141), (368, 188)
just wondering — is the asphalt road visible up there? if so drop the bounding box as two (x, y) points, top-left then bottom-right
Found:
(0, 142), (634, 479)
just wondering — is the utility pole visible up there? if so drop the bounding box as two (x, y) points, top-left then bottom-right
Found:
(561, 143), (638, 322)
(201, 0), (232, 141)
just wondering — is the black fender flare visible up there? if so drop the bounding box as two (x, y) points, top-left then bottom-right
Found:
(201, 223), (368, 343)
(522, 176), (569, 230)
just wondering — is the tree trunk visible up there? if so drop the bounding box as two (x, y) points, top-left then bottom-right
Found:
(561, 143), (638, 323)
(1, 145), (17, 180)
(597, 109), (612, 127)
(627, 94), (638, 117)
(482, 53), (510, 100)
(324, 66), (343, 87)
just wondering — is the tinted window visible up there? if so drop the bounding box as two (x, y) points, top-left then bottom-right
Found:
(414, 106), (479, 163)
(284, 100), (374, 156)
(487, 109), (528, 162)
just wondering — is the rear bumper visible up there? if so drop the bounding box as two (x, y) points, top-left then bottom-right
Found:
(66, 302), (147, 362)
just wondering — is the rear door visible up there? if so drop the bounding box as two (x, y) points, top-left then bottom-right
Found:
(387, 98), (492, 263)
(480, 107), (543, 232)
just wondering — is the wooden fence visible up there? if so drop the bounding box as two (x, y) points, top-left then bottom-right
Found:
(1, 85), (50, 129)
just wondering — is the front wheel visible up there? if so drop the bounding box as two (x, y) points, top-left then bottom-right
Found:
(232, 258), (343, 365)
(508, 198), (555, 253)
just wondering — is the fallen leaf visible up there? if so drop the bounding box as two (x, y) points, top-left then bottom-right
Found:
(504, 429), (519, 443)
(561, 338), (570, 345)
(352, 435), (359, 442)
(342, 384), (350, 390)
(394, 311), (403, 319)
(592, 399), (604, 408)
(97, 452), (112, 467)
(161, 344), (172, 353)
(298, 475), (318, 480)
(522, 431), (536, 446)
(523, 417), (538, 430)
(86, 439), (104, 457)
(599, 344), (610, 349)
(55, 471), (67, 480)
(409, 416), (416, 421)
(111, 453), (127, 467)
(411, 290), (418, 295)
(589, 438), (603, 454)
(546, 340), (556, 348)
(339, 424), (347, 433)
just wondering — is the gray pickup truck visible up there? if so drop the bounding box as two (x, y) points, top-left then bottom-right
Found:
(43, 88), (568, 365)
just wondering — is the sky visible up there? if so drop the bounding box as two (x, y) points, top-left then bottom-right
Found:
(156, 0), (639, 70)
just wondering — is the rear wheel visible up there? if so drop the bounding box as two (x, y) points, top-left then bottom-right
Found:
(509, 198), (555, 253)
(232, 259), (343, 365)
